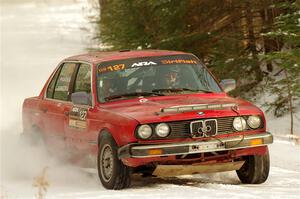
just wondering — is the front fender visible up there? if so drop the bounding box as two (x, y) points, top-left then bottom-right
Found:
(94, 107), (139, 147)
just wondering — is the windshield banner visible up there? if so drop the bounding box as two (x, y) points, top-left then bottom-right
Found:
(98, 54), (199, 74)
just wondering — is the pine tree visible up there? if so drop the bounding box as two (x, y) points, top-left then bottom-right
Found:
(262, 0), (300, 135)
(95, 0), (286, 99)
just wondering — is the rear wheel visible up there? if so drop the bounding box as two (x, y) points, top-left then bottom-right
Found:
(236, 147), (270, 184)
(97, 133), (131, 190)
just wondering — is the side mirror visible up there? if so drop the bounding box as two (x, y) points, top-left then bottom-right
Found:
(71, 92), (91, 106)
(220, 79), (236, 93)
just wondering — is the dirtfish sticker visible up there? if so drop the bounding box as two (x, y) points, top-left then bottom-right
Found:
(161, 59), (197, 64)
(131, 61), (157, 68)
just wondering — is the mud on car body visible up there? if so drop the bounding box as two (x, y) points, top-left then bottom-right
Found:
(22, 50), (273, 189)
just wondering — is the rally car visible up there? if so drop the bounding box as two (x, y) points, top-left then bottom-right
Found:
(22, 50), (273, 189)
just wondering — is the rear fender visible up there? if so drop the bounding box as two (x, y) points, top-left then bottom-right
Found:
(22, 98), (45, 133)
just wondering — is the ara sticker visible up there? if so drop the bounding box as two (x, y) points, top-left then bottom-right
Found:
(131, 61), (157, 68)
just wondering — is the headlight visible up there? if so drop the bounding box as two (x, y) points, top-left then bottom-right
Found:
(137, 125), (152, 139)
(155, 123), (170, 137)
(247, 115), (261, 129)
(233, 117), (247, 131)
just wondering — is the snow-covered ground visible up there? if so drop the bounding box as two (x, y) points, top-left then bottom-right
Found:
(1, 134), (299, 199)
(1, 1), (299, 198)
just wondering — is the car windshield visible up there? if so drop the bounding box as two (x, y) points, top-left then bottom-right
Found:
(97, 54), (222, 102)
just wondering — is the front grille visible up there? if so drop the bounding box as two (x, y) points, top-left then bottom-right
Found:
(168, 116), (262, 139)
(168, 120), (190, 138)
(144, 116), (263, 140)
(168, 117), (236, 137)
(217, 117), (235, 133)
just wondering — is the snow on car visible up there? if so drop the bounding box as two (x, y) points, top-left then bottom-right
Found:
(22, 50), (273, 190)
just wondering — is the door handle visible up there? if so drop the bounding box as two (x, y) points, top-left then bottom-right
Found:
(64, 111), (70, 116)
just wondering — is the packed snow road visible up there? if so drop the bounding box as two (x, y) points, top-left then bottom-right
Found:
(1, 137), (300, 199)
(1, 1), (299, 198)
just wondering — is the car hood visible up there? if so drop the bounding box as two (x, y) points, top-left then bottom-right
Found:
(101, 93), (263, 124)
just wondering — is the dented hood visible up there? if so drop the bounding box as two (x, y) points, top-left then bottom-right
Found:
(101, 93), (263, 124)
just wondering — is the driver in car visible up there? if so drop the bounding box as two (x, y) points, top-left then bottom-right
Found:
(163, 67), (181, 89)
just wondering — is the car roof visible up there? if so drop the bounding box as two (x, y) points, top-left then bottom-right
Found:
(64, 50), (190, 64)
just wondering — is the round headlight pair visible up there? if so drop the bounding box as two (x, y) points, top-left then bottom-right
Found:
(233, 116), (261, 131)
(137, 125), (152, 139)
(137, 123), (170, 139)
(233, 117), (247, 131)
(247, 115), (261, 129)
(155, 123), (170, 137)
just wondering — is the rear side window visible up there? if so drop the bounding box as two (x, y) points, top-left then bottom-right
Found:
(46, 67), (61, 98)
(74, 63), (91, 94)
(53, 63), (76, 101)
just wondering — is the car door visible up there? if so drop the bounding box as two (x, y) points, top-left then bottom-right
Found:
(39, 62), (77, 154)
(64, 62), (94, 156)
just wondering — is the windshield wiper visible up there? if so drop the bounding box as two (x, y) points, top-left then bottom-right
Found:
(152, 88), (214, 93)
(105, 91), (165, 101)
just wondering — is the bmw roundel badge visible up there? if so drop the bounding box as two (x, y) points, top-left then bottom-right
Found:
(197, 111), (204, 115)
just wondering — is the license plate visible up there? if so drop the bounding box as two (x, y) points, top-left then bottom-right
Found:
(189, 142), (224, 152)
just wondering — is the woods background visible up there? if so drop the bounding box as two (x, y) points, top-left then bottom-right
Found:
(93, 0), (299, 133)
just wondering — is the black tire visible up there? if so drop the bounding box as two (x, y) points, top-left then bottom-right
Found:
(97, 132), (131, 190)
(236, 147), (270, 184)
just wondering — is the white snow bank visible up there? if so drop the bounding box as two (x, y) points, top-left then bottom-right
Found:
(0, 0), (94, 131)
(265, 110), (300, 137)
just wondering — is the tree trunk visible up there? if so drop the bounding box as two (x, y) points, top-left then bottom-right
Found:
(244, 2), (263, 83)
(284, 70), (294, 135)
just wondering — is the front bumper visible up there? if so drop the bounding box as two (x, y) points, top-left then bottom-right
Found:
(118, 132), (273, 159)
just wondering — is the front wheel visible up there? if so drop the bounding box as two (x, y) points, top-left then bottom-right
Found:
(97, 133), (131, 190)
(236, 147), (270, 184)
